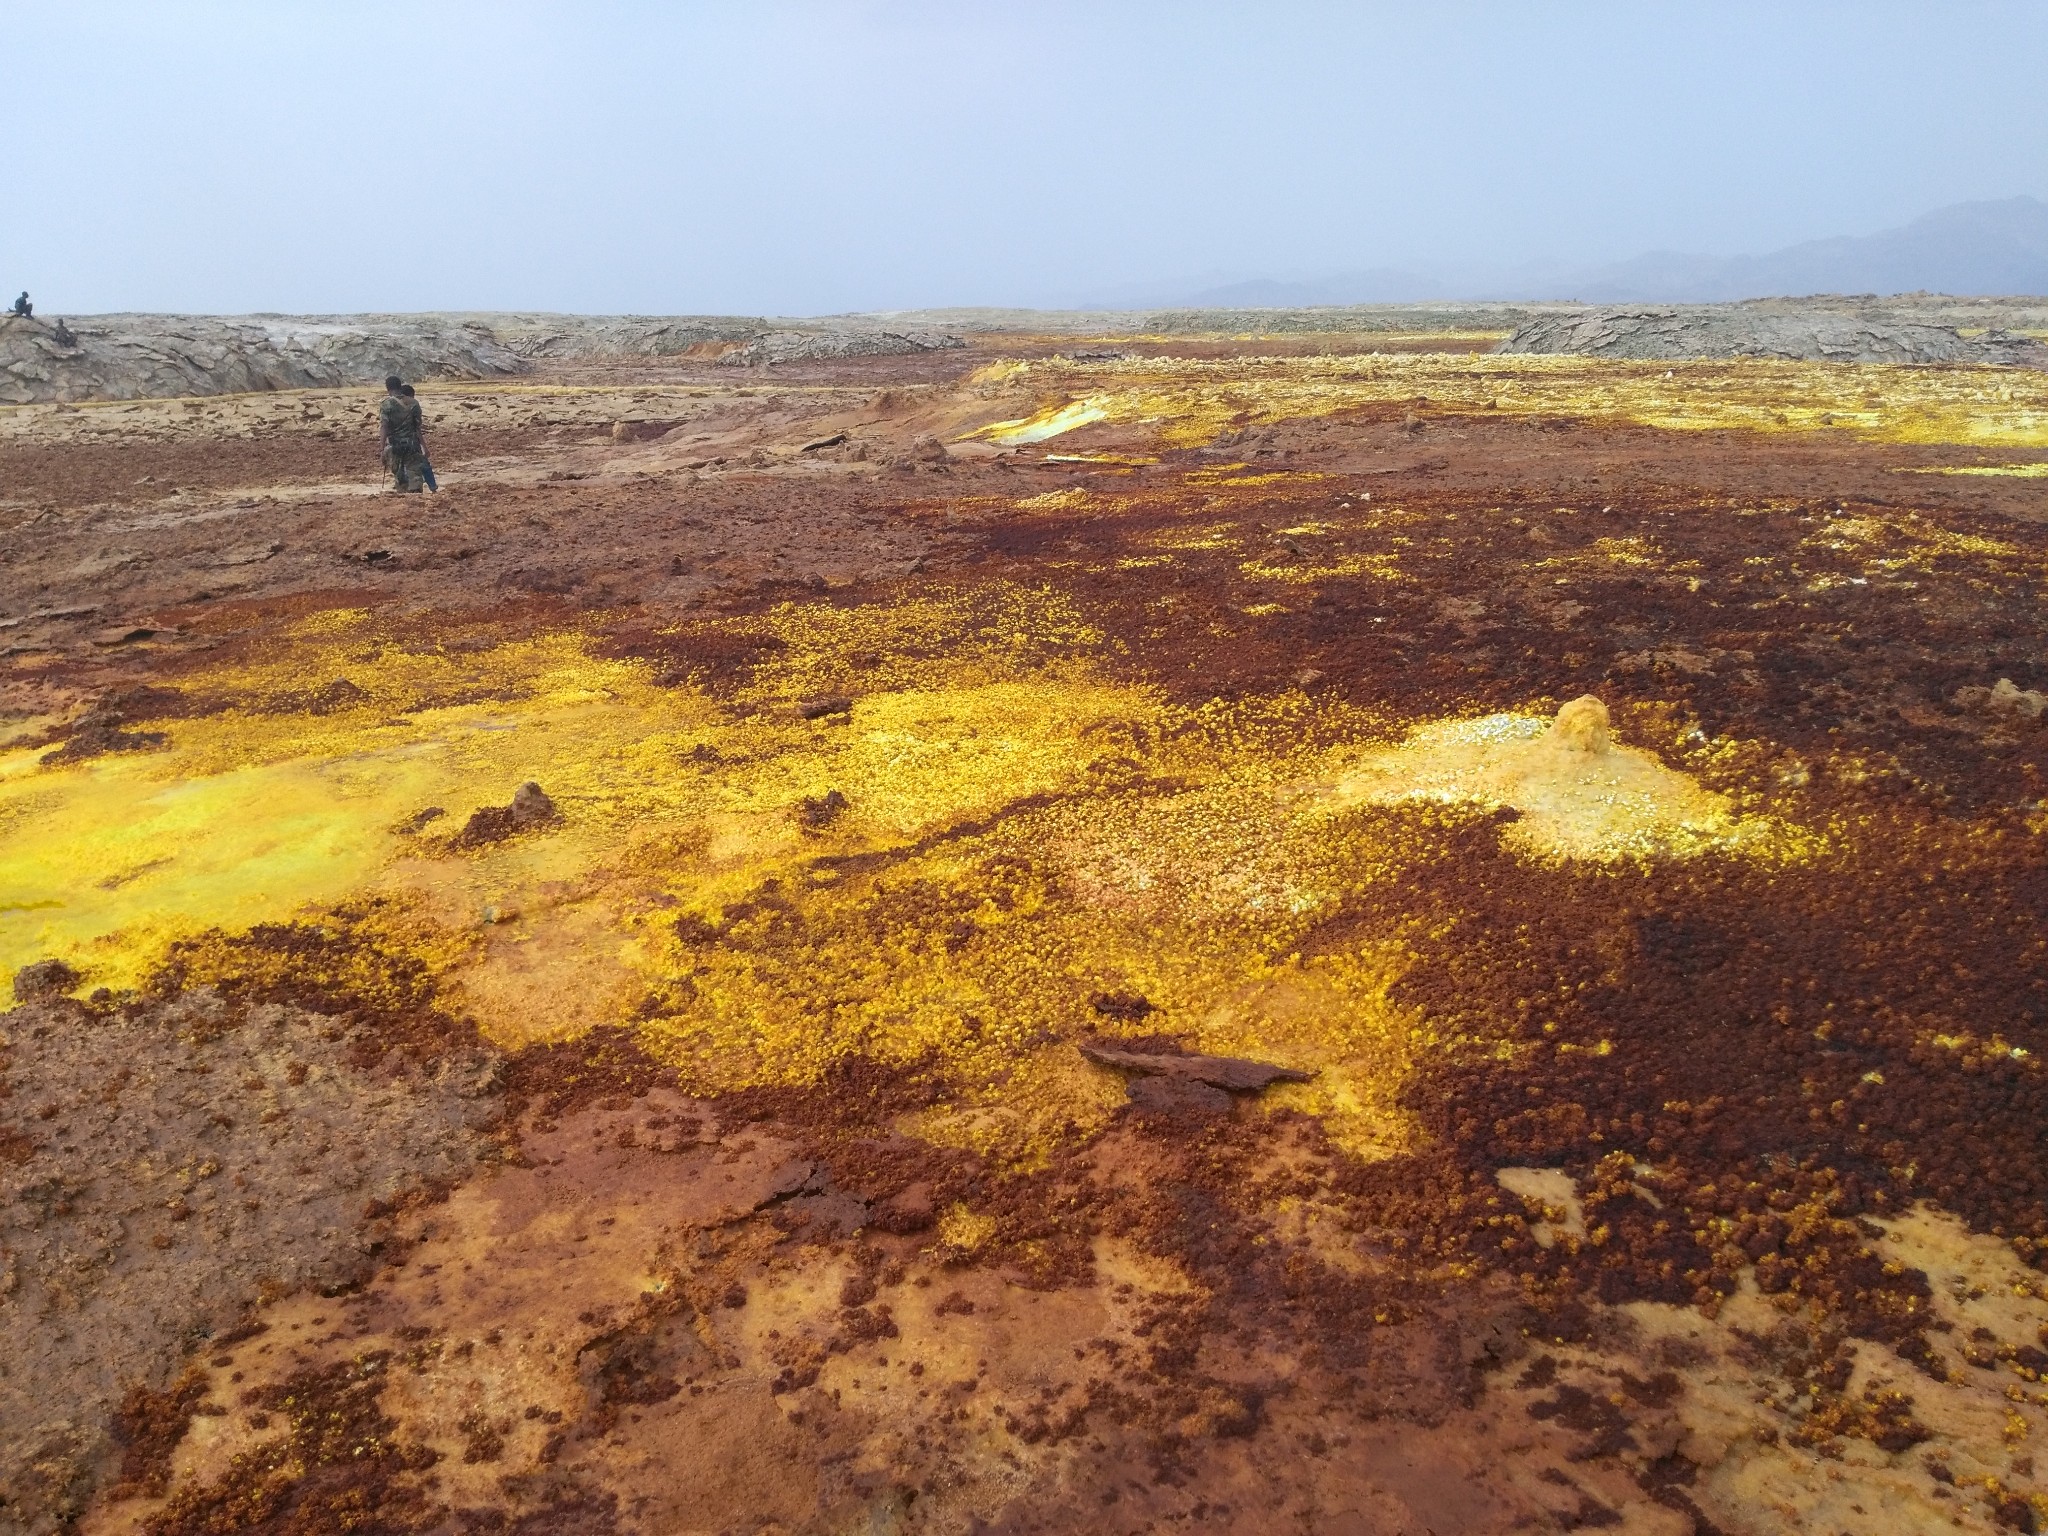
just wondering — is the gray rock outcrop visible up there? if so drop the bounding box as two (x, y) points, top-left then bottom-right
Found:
(1497, 306), (2048, 367)
(0, 312), (528, 405)
(716, 327), (964, 367)
(0, 312), (966, 405)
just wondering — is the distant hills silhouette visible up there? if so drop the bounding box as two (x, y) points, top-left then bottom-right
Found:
(1175, 197), (2048, 307)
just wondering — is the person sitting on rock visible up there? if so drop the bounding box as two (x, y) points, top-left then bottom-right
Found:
(8, 292), (29, 319)
(377, 374), (428, 493)
(51, 318), (75, 347)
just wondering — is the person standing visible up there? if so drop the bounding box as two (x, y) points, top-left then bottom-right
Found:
(377, 374), (427, 492)
(400, 384), (437, 491)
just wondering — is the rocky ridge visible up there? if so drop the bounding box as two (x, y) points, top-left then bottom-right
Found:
(1499, 305), (2048, 367)
(0, 312), (966, 405)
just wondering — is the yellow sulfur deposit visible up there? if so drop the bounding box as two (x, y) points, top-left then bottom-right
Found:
(0, 596), (1802, 1165)
(1317, 696), (1788, 863)
(1901, 461), (2048, 477)
(972, 397), (1112, 445)
(1, 592), (1148, 1011)
(965, 352), (2048, 451)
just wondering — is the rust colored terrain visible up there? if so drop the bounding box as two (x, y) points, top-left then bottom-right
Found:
(4, 337), (2048, 1536)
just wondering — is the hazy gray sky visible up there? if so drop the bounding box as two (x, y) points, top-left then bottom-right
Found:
(6, 1), (2045, 315)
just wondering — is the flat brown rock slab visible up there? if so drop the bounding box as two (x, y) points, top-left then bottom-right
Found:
(512, 1088), (820, 1231)
(1078, 1039), (1314, 1092)
(87, 624), (167, 646)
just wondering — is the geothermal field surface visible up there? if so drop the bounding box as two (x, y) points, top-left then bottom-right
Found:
(5, 321), (2048, 1535)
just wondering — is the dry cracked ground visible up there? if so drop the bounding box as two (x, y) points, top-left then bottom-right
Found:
(5, 332), (2048, 1535)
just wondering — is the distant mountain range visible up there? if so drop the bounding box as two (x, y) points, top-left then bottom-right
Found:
(1168, 197), (2048, 308)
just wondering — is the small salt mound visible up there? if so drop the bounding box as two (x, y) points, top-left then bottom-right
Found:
(1322, 696), (1745, 861)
